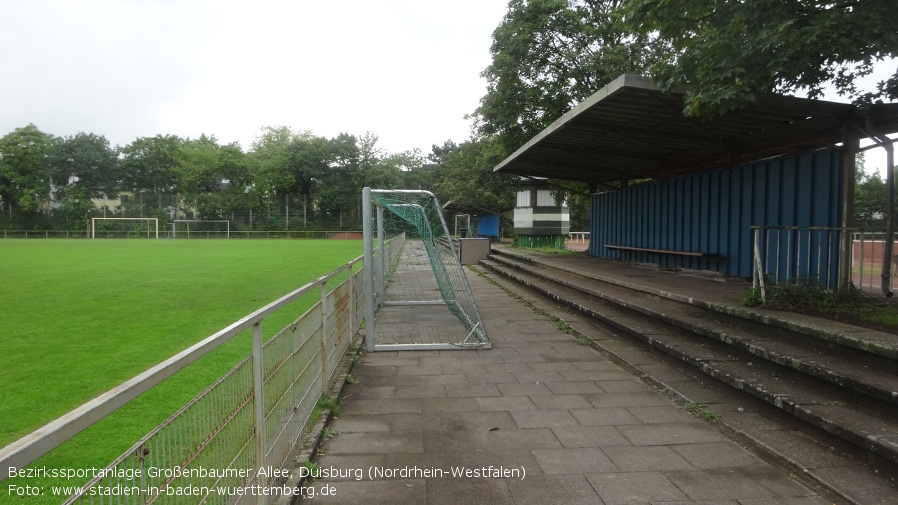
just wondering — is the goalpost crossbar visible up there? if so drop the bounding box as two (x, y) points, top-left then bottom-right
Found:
(91, 218), (159, 239)
(172, 220), (231, 239)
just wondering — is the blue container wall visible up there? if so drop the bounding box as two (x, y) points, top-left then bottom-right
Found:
(589, 149), (844, 280)
(477, 213), (500, 238)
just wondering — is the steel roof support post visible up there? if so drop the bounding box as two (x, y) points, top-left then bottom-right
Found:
(864, 118), (896, 297)
(839, 127), (859, 293)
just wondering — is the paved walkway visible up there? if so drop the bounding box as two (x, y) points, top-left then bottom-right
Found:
(309, 269), (833, 504)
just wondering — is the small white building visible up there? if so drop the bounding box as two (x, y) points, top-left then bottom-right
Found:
(513, 178), (569, 248)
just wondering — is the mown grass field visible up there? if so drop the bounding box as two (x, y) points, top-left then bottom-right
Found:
(0, 239), (362, 502)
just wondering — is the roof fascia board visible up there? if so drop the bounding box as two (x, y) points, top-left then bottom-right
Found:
(494, 74), (662, 173)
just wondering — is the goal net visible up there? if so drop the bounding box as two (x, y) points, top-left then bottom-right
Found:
(362, 188), (489, 351)
(91, 218), (159, 238)
(172, 220), (231, 239)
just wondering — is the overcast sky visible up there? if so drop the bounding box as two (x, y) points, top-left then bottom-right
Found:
(0, 0), (509, 155)
(0, 0), (894, 171)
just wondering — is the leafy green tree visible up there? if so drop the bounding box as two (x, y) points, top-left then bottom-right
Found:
(401, 149), (437, 191)
(624, 0), (898, 118)
(432, 138), (517, 215)
(316, 133), (360, 225)
(50, 132), (119, 193)
(476, 0), (665, 152)
(176, 135), (222, 195)
(175, 135), (226, 218)
(291, 134), (332, 202)
(216, 142), (255, 220)
(0, 124), (54, 220)
(855, 152), (889, 227)
(120, 135), (183, 210)
(49, 132), (119, 228)
(250, 125), (297, 200)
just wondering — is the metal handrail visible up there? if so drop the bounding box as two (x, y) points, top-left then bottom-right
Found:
(751, 225), (850, 293)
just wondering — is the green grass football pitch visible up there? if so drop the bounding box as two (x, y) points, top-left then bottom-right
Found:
(0, 239), (362, 486)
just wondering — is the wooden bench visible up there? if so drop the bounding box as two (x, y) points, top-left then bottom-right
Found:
(604, 245), (726, 269)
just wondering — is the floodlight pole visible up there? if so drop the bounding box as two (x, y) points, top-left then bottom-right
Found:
(362, 187), (376, 352)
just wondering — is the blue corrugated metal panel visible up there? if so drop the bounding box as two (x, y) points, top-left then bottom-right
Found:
(589, 150), (844, 279)
(476, 214), (499, 238)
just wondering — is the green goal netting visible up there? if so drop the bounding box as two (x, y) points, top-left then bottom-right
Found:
(362, 188), (490, 351)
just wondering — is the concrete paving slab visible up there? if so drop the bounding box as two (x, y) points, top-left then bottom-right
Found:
(420, 397), (481, 413)
(510, 409), (579, 429)
(422, 427), (562, 453)
(586, 391), (679, 408)
(569, 407), (642, 426)
(586, 472), (689, 504)
(542, 380), (605, 395)
(394, 385), (448, 398)
(304, 479), (426, 505)
(324, 431), (424, 455)
(505, 474), (602, 505)
(626, 405), (692, 424)
(528, 393), (594, 410)
(476, 396), (538, 412)
(550, 425), (631, 448)
(662, 467), (780, 501)
(426, 478), (515, 505)
(386, 412), (517, 433)
(616, 422), (728, 445)
(445, 383), (502, 398)
(532, 447), (618, 474)
(806, 464), (898, 504)
(338, 398), (422, 416)
(600, 445), (695, 472)
(495, 381), (553, 396)
(419, 373), (470, 386)
(670, 442), (766, 469)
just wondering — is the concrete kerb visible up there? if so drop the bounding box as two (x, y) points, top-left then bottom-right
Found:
(494, 246), (898, 359)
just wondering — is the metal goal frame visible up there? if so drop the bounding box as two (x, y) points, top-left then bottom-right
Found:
(90, 217), (159, 239)
(362, 187), (489, 352)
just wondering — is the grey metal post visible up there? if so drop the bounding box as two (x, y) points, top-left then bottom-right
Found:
(320, 282), (329, 394)
(251, 321), (267, 504)
(840, 126), (859, 292)
(348, 262), (354, 338)
(362, 188), (376, 352)
(377, 205), (385, 298)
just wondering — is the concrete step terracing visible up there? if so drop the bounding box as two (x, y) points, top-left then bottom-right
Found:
(479, 248), (898, 472)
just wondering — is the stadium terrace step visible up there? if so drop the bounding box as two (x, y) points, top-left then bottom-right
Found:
(494, 246), (898, 360)
(479, 248), (898, 471)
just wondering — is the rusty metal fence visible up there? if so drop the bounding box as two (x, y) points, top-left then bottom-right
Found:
(0, 239), (384, 504)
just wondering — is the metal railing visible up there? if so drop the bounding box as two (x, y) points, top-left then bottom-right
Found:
(751, 226), (845, 293)
(567, 231), (590, 243)
(0, 239), (389, 503)
(851, 231), (898, 292)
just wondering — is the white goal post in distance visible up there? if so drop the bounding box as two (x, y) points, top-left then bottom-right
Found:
(172, 220), (231, 239)
(91, 218), (159, 238)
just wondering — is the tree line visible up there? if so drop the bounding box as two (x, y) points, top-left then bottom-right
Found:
(0, 124), (518, 232)
(3, 0), (895, 233)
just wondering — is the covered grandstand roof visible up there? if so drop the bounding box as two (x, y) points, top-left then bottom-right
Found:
(494, 74), (898, 185)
